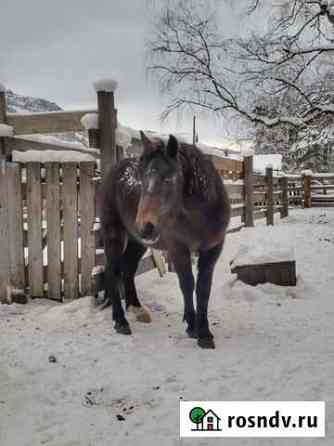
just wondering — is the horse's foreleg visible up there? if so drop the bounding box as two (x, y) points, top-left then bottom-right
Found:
(103, 228), (131, 335)
(169, 245), (196, 338)
(122, 240), (151, 323)
(196, 242), (223, 349)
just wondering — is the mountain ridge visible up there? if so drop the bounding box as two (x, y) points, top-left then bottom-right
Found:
(5, 89), (62, 114)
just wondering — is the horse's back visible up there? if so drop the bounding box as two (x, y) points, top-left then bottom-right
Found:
(99, 158), (141, 236)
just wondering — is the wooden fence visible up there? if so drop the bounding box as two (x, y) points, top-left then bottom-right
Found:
(0, 81), (290, 303)
(0, 161), (96, 302)
(286, 172), (334, 208)
(253, 167), (289, 224)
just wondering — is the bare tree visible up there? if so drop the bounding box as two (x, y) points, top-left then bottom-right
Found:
(148, 0), (334, 129)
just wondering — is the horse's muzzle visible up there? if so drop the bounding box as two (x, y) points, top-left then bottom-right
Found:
(139, 222), (159, 242)
(136, 196), (160, 243)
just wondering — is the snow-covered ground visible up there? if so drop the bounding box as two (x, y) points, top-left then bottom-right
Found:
(1, 208), (334, 446)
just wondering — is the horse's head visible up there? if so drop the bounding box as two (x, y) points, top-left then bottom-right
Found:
(135, 131), (180, 244)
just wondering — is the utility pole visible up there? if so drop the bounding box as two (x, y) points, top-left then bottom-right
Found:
(192, 115), (196, 145)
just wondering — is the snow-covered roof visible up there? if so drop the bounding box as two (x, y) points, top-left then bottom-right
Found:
(253, 154), (282, 173)
(81, 113), (98, 130)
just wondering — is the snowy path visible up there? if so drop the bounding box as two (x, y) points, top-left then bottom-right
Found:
(1, 208), (334, 446)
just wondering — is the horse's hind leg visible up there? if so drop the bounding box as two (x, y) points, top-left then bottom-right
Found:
(121, 240), (151, 323)
(196, 242), (223, 349)
(169, 245), (196, 338)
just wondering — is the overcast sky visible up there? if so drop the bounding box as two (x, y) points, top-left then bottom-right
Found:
(0, 0), (250, 145)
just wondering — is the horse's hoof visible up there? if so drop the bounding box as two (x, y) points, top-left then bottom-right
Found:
(198, 337), (215, 349)
(96, 295), (112, 310)
(127, 305), (152, 323)
(95, 293), (106, 307)
(115, 322), (132, 335)
(186, 327), (198, 339)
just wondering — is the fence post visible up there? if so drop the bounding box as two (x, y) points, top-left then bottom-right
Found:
(0, 85), (8, 160)
(303, 171), (312, 208)
(280, 176), (289, 218)
(94, 80), (117, 176)
(0, 162), (10, 302)
(266, 166), (274, 225)
(244, 155), (254, 227)
(6, 163), (25, 293)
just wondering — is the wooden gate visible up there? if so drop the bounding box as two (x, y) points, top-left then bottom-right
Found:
(0, 160), (96, 303)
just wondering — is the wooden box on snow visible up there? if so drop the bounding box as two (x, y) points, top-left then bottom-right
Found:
(231, 260), (296, 287)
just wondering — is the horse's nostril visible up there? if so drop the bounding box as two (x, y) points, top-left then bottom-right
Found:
(141, 222), (155, 239)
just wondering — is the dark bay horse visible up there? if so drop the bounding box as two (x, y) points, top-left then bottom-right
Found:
(99, 131), (231, 348)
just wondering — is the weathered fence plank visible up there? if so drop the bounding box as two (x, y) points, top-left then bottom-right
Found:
(266, 166), (274, 225)
(151, 249), (167, 277)
(0, 164), (10, 302)
(27, 163), (44, 297)
(62, 163), (79, 300)
(244, 155), (254, 227)
(6, 163), (25, 291)
(46, 163), (61, 300)
(0, 209), (10, 302)
(224, 183), (244, 196)
(0, 90), (8, 160)
(303, 173), (312, 208)
(311, 184), (334, 191)
(80, 162), (96, 296)
(280, 176), (289, 218)
(231, 204), (245, 218)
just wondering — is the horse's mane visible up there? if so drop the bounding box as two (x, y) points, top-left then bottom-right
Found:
(178, 143), (217, 199)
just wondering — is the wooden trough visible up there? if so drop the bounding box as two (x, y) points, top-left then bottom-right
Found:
(230, 243), (297, 287)
(231, 260), (296, 287)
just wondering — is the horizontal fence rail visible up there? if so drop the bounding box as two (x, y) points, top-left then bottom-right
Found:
(6, 110), (97, 135)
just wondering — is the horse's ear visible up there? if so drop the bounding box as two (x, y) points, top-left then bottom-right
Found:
(140, 130), (156, 156)
(166, 134), (178, 159)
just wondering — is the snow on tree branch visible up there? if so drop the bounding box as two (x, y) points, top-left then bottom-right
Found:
(148, 0), (334, 129)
